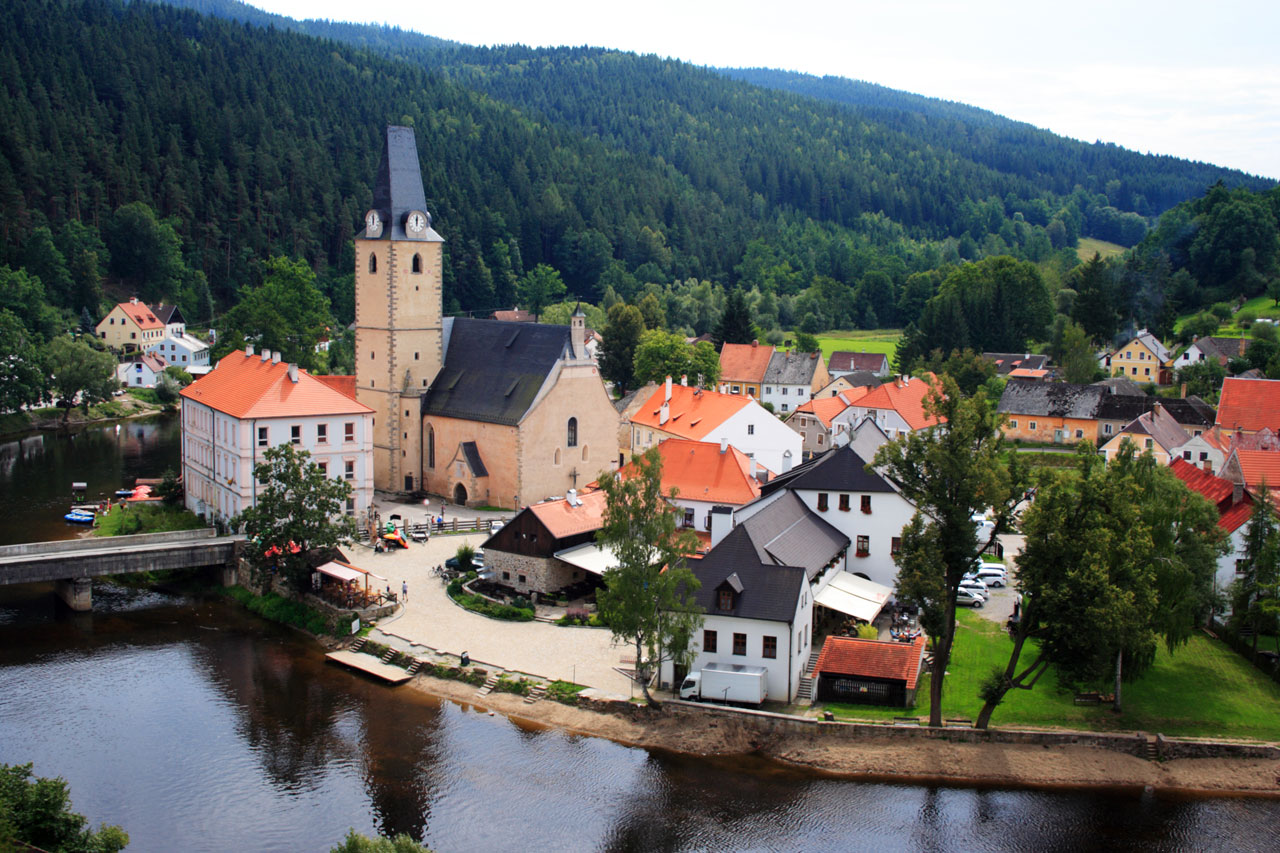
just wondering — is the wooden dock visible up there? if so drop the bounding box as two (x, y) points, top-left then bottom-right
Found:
(325, 650), (412, 683)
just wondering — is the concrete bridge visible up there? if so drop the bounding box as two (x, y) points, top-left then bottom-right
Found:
(0, 528), (242, 610)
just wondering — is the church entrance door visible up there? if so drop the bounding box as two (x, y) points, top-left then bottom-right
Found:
(453, 483), (468, 506)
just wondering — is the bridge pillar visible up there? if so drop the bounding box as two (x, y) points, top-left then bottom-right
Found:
(55, 577), (92, 611)
(217, 562), (238, 587)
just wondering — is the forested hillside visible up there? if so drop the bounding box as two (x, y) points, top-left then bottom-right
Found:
(1, 0), (1274, 347)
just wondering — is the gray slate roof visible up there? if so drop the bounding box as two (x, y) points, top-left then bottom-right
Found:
(839, 370), (881, 389)
(1097, 395), (1215, 427)
(997, 380), (1107, 419)
(764, 350), (823, 385)
(1093, 376), (1146, 396)
(685, 526), (807, 623)
(737, 491), (849, 581)
(1119, 406), (1191, 452)
(460, 441), (488, 477)
(760, 444), (895, 495)
(361, 125), (443, 243)
(421, 318), (571, 426)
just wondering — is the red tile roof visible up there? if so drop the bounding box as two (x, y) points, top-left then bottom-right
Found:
(719, 341), (774, 384)
(792, 395), (852, 429)
(491, 309), (535, 323)
(829, 351), (888, 373)
(1234, 449), (1280, 493)
(620, 438), (762, 505)
(180, 350), (374, 418)
(847, 375), (941, 430)
(814, 634), (926, 689)
(313, 374), (358, 401)
(1216, 377), (1280, 433)
(630, 384), (752, 440)
(1169, 457), (1252, 532)
(1008, 368), (1049, 379)
(115, 300), (164, 331)
(528, 489), (609, 539)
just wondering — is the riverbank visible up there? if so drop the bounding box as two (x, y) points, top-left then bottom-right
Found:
(0, 395), (171, 439)
(402, 674), (1280, 797)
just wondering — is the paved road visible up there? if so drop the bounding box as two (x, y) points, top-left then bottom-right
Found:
(354, 531), (634, 698)
(970, 533), (1024, 626)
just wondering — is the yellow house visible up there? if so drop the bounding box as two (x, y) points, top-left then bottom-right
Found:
(1103, 330), (1173, 385)
(97, 298), (166, 352)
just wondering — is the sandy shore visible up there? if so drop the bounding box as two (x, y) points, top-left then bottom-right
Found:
(406, 675), (1280, 796)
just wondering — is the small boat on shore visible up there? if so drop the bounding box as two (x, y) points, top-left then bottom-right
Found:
(64, 511), (95, 524)
(114, 488), (135, 498)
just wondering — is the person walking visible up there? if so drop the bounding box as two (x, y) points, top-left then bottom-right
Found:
(402, 579), (409, 602)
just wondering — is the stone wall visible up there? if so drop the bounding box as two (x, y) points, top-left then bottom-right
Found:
(486, 549), (582, 595)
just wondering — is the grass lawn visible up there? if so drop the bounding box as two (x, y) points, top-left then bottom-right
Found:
(1076, 237), (1127, 262)
(1174, 294), (1280, 337)
(810, 329), (902, 367)
(94, 502), (208, 537)
(824, 611), (1280, 740)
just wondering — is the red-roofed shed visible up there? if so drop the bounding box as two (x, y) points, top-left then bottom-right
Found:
(813, 634), (926, 706)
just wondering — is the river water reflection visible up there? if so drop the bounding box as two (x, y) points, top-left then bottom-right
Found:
(1, 585), (1277, 852)
(0, 416), (182, 545)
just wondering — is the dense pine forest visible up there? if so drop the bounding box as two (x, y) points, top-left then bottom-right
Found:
(0, 0), (1276, 385)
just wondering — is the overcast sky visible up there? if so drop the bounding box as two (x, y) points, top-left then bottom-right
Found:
(250, 0), (1280, 180)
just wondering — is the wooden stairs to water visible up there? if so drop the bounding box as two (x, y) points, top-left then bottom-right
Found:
(406, 658), (425, 676)
(350, 637), (368, 653)
(476, 672), (500, 697)
(524, 683), (547, 704)
(380, 648), (397, 664)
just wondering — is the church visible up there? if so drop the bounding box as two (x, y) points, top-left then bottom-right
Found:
(354, 126), (620, 508)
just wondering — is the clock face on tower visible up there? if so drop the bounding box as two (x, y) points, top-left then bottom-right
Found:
(365, 210), (382, 237)
(407, 211), (427, 234)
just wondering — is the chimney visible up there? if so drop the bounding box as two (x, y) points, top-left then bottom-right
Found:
(1203, 460), (1213, 473)
(130, 296), (138, 304)
(272, 352), (281, 364)
(1233, 482), (1244, 504)
(709, 505), (733, 548)
(566, 488), (577, 506)
(751, 339), (758, 348)
(680, 374), (688, 386)
(720, 436), (728, 454)
(287, 363), (298, 383)
(245, 344), (254, 357)
(664, 375), (672, 402)
(659, 402), (669, 426)
(1180, 382), (1187, 398)
(749, 457), (758, 480)
(261, 349), (270, 362)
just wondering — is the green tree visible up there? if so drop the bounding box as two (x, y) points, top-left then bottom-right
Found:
(1183, 311), (1221, 340)
(595, 447), (702, 704)
(714, 288), (756, 348)
(0, 308), (45, 413)
(233, 444), (358, 591)
(0, 763), (128, 853)
(633, 329), (693, 387)
(1070, 253), (1118, 344)
(154, 468), (184, 507)
(1229, 485), (1279, 657)
(516, 264), (567, 320)
(56, 220), (109, 314)
(599, 302), (645, 394)
(102, 201), (186, 304)
(919, 348), (996, 396)
(0, 266), (62, 342)
(689, 340), (721, 388)
(20, 226), (74, 308)
(329, 828), (432, 853)
(218, 256), (332, 370)
(637, 291), (666, 330)
(874, 377), (1027, 727)
(1058, 321), (1101, 384)
(46, 336), (117, 424)
(792, 330), (819, 353)
(1176, 360), (1227, 399)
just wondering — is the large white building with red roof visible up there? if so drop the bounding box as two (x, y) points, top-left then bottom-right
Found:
(831, 374), (942, 439)
(179, 346), (375, 526)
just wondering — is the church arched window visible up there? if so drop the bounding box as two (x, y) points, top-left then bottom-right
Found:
(567, 417), (578, 448)
(369, 253), (377, 273)
(554, 448), (561, 466)
(412, 253), (422, 273)
(427, 425), (435, 469)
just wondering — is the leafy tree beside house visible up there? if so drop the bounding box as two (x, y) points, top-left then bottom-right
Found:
(516, 264), (567, 320)
(1230, 485), (1280, 657)
(216, 256), (332, 371)
(599, 302), (645, 394)
(233, 444), (357, 591)
(714, 288), (756, 348)
(595, 447), (703, 704)
(0, 308), (45, 413)
(632, 330), (721, 388)
(46, 336), (118, 424)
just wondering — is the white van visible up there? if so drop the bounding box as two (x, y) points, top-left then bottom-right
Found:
(973, 564), (1008, 587)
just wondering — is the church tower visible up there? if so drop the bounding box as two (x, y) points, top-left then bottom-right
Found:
(354, 126), (444, 492)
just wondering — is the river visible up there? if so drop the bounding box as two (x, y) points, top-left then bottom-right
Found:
(0, 416), (182, 545)
(1, 583), (1277, 853)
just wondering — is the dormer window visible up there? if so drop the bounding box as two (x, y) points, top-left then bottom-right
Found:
(718, 589), (733, 611)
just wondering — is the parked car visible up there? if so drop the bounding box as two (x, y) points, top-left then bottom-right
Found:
(972, 565), (1008, 587)
(488, 520), (505, 533)
(959, 578), (989, 600)
(956, 587), (984, 608)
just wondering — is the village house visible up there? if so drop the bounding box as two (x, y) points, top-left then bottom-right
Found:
(1220, 445), (1280, 502)
(481, 488), (609, 596)
(145, 331), (210, 374)
(814, 371), (880, 399)
(747, 444), (915, 590)
(352, 126), (619, 505)
(811, 634), (927, 707)
(1099, 404), (1195, 465)
(828, 350), (890, 379)
(179, 346), (375, 528)
(115, 353), (167, 388)
(1169, 458), (1253, 607)
(151, 303), (186, 338)
(760, 349), (829, 413)
(96, 297), (165, 352)
(998, 379), (1215, 445)
(789, 394), (855, 457)
(983, 352), (1052, 376)
(1101, 329), (1174, 385)
(1216, 377), (1280, 435)
(1094, 394), (1215, 443)
(629, 378), (800, 475)
(830, 374), (940, 440)
(1174, 336), (1251, 369)
(627, 437), (764, 540)
(1173, 426), (1234, 474)
(717, 341), (774, 398)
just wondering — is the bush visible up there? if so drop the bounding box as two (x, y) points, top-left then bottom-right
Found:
(546, 680), (586, 703)
(224, 586), (332, 635)
(446, 583), (535, 621)
(495, 675), (532, 696)
(1238, 310), (1258, 329)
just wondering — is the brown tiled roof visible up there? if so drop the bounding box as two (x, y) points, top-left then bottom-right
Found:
(491, 309), (534, 323)
(850, 375), (942, 430)
(719, 341), (774, 384)
(180, 350), (373, 418)
(1217, 377), (1280, 433)
(829, 351), (889, 373)
(814, 635), (926, 689)
(527, 489), (609, 539)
